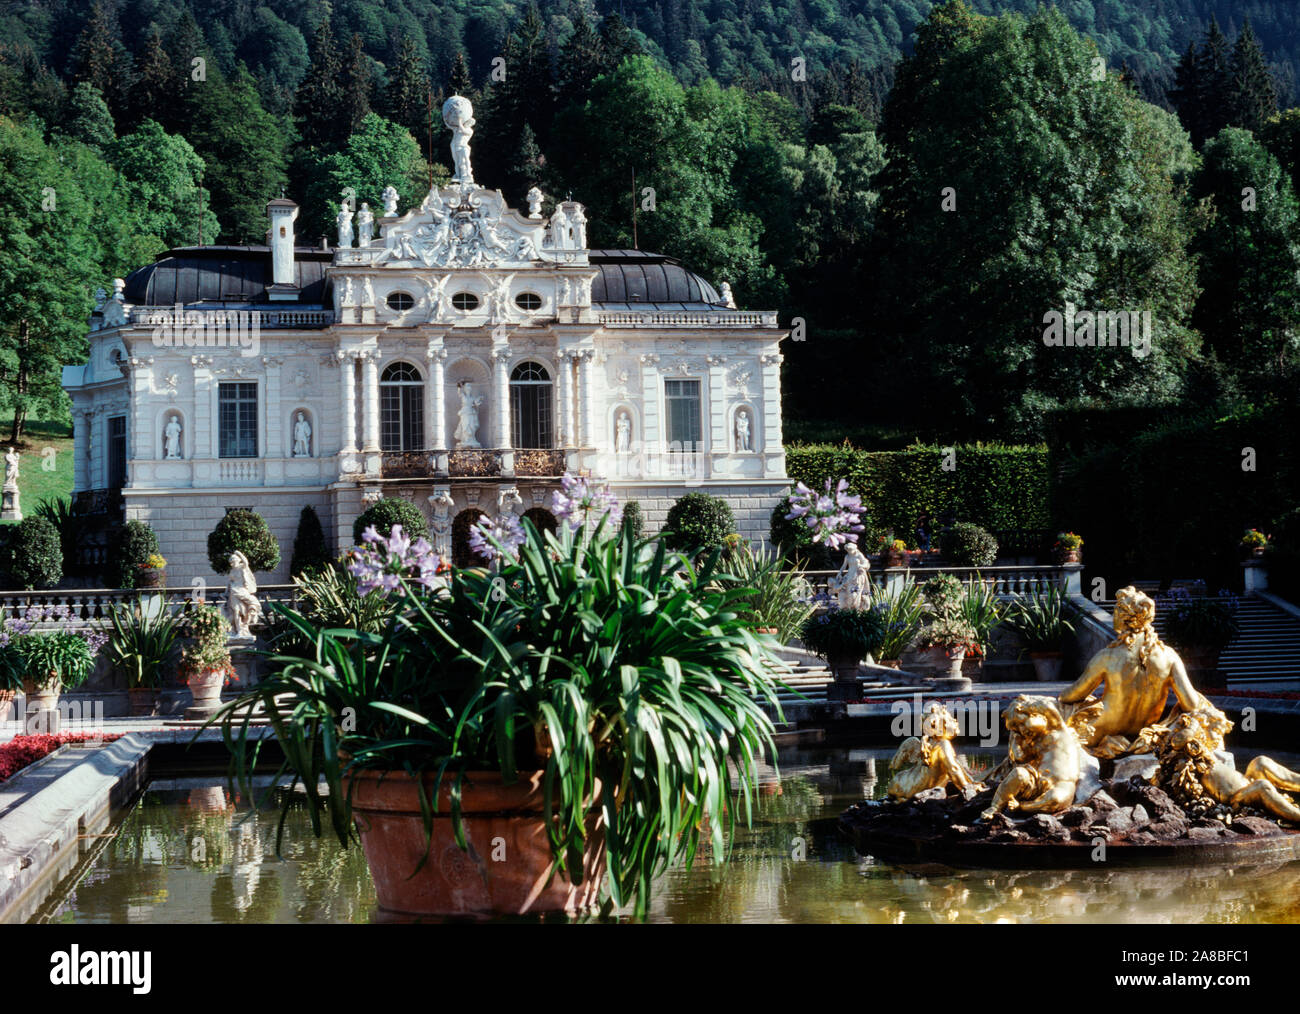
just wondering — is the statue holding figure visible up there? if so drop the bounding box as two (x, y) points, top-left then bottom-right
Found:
(827, 542), (871, 611)
(887, 703), (982, 801)
(292, 412), (312, 457)
(454, 381), (483, 448)
(357, 203), (374, 247)
(443, 95), (476, 185)
(164, 415), (182, 459)
(1060, 585), (1203, 759)
(223, 551), (262, 639)
(337, 205), (354, 248)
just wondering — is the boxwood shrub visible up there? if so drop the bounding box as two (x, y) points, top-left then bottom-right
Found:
(940, 522), (999, 567)
(663, 493), (734, 552)
(352, 497), (429, 544)
(9, 516), (62, 589)
(112, 519), (159, 589)
(208, 509), (281, 573)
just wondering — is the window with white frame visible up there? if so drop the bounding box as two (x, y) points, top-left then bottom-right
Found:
(664, 378), (703, 451)
(380, 362), (425, 451)
(218, 382), (258, 458)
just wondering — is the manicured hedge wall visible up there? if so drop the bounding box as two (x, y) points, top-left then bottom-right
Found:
(784, 443), (1051, 538)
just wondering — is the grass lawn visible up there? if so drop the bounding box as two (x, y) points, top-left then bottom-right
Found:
(0, 419), (74, 526)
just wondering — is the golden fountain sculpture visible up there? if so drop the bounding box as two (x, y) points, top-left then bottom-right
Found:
(887, 702), (981, 800)
(890, 585), (1300, 827)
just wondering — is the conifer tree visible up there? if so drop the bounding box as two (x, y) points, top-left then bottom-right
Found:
(384, 36), (432, 139)
(341, 33), (374, 137)
(557, 8), (603, 110)
(296, 17), (344, 150)
(1231, 18), (1277, 133)
(126, 26), (178, 131)
(447, 51), (474, 97)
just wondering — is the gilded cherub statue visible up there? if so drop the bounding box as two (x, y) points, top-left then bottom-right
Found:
(1059, 585), (1204, 759)
(1157, 708), (1300, 823)
(887, 703), (981, 801)
(981, 696), (1083, 820)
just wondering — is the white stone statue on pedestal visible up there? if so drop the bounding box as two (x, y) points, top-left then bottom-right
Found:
(526, 186), (543, 218)
(164, 415), (183, 459)
(615, 412), (631, 454)
(292, 412), (312, 457)
(357, 203), (374, 247)
(4, 447), (20, 491)
(454, 381), (483, 448)
(734, 409), (751, 452)
(827, 543), (871, 612)
(224, 551), (262, 639)
(341, 276), (355, 307)
(428, 489), (455, 560)
(1, 447), (19, 521)
(362, 276), (375, 306)
(443, 95), (476, 185)
(337, 205), (354, 249)
(382, 186), (400, 217)
(720, 282), (737, 308)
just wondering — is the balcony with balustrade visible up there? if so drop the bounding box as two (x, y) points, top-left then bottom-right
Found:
(377, 447), (570, 480)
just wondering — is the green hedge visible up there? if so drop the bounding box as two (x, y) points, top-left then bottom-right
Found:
(784, 443), (1051, 540)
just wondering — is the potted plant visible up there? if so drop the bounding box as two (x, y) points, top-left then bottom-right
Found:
(911, 617), (981, 678)
(1160, 587), (1240, 690)
(105, 598), (180, 715)
(218, 476), (786, 919)
(879, 537), (909, 568)
(871, 580), (924, 667)
(799, 607), (886, 697)
(1241, 528), (1271, 558)
(956, 578), (1003, 675)
(1053, 531), (1084, 564)
(136, 552), (168, 589)
(1004, 585), (1076, 681)
(13, 629), (101, 711)
(722, 542), (815, 642)
(180, 603), (237, 718)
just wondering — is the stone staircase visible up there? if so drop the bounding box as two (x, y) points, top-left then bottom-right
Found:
(1099, 593), (1300, 683)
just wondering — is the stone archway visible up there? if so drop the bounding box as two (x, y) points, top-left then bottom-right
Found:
(452, 507), (489, 568)
(521, 507), (557, 537)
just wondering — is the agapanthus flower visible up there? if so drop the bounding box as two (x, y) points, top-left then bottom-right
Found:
(348, 524), (447, 597)
(785, 477), (863, 548)
(552, 473), (621, 530)
(468, 516), (526, 563)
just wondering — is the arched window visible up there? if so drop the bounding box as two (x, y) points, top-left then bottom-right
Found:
(380, 362), (424, 451)
(510, 361), (553, 449)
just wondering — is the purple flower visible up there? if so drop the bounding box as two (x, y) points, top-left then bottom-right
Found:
(785, 477), (864, 547)
(552, 473), (621, 530)
(349, 524), (446, 596)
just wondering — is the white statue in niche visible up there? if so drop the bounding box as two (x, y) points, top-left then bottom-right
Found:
(734, 409), (751, 452)
(382, 186), (399, 217)
(428, 489), (455, 559)
(337, 205), (354, 248)
(443, 95), (476, 184)
(615, 412), (631, 454)
(164, 415), (183, 459)
(454, 381), (483, 448)
(224, 551), (262, 639)
(357, 203), (374, 247)
(292, 412), (312, 457)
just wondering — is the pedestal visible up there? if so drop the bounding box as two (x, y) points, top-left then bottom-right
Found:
(1, 487), (20, 521)
(1242, 559), (1268, 593)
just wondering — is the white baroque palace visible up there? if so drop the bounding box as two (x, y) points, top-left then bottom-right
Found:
(63, 99), (789, 584)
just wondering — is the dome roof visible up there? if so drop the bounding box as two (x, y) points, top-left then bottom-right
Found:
(120, 246), (723, 307)
(122, 245), (334, 306)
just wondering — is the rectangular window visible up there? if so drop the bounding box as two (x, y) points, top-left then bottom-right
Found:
(108, 416), (127, 489)
(218, 382), (258, 458)
(664, 379), (703, 450)
(380, 385), (424, 451)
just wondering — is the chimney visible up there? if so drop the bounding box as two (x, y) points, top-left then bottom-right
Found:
(266, 197), (300, 301)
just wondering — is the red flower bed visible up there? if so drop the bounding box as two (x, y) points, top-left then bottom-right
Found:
(0, 733), (125, 782)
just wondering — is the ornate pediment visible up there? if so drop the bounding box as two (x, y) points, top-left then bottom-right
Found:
(376, 185), (547, 269)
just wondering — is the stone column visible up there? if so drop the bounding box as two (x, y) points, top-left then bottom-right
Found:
(425, 343), (447, 450)
(578, 349), (596, 447)
(128, 357), (154, 476)
(760, 352), (783, 454)
(338, 351), (358, 453)
(492, 346), (512, 449)
(707, 354), (727, 455)
(556, 350), (574, 447)
(361, 351), (380, 453)
(192, 355), (215, 458)
(639, 353), (661, 463)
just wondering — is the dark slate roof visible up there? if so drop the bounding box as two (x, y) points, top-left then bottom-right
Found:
(122, 246), (333, 306)
(589, 249), (721, 304)
(121, 246), (721, 307)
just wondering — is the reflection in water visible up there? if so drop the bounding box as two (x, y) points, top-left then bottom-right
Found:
(33, 748), (1300, 924)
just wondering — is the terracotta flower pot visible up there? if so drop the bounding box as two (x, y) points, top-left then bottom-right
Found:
(0, 688), (15, 718)
(128, 686), (159, 716)
(186, 669), (226, 718)
(1055, 549), (1081, 565)
(1029, 651), (1064, 682)
(23, 675), (61, 710)
(137, 566), (166, 589)
(881, 550), (907, 568)
(348, 768), (606, 917)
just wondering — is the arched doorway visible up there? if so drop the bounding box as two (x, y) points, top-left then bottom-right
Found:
(380, 361), (424, 451)
(521, 507), (557, 537)
(452, 507), (489, 568)
(510, 361), (553, 448)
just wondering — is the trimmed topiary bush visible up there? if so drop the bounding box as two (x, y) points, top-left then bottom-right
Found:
(10, 516), (62, 589)
(290, 505), (332, 577)
(940, 522), (999, 567)
(353, 497), (429, 544)
(208, 509), (281, 574)
(112, 520), (159, 589)
(620, 500), (644, 540)
(664, 493), (734, 552)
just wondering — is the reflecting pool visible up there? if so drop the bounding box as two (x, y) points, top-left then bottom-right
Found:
(32, 746), (1300, 924)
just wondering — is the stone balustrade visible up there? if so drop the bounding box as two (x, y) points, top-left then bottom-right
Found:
(0, 585), (301, 629)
